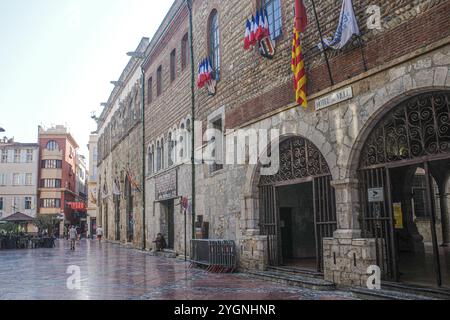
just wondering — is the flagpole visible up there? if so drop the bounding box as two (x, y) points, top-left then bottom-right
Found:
(310, 0), (334, 86)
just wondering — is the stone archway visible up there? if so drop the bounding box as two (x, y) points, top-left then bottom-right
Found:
(354, 90), (450, 287)
(241, 135), (336, 272)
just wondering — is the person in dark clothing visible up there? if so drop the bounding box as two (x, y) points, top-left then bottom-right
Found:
(153, 233), (167, 251)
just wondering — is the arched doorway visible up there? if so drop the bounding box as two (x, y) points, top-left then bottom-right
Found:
(358, 90), (450, 288)
(258, 136), (337, 272)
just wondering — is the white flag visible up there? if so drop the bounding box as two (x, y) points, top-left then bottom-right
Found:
(318, 0), (360, 50)
(112, 179), (121, 196)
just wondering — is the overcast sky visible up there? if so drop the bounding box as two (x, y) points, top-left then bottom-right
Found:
(0, 0), (174, 159)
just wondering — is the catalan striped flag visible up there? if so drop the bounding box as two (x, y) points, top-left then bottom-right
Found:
(291, 0), (308, 108)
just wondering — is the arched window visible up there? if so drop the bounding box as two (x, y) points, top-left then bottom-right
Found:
(161, 138), (165, 169)
(147, 145), (154, 175)
(168, 132), (175, 167)
(46, 140), (59, 151)
(157, 65), (163, 96)
(262, 0), (283, 40)
(179, 123), (185, 161)
(181, 33), (190, 70)
(209, 10), (220, 81)
(156, 141), (162, 172)
(170, 49), (177, 82)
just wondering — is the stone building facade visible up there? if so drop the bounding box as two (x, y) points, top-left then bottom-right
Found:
(87, 134), (98, 238)
(0, 139), (39, 221)
(96, 38), (148, 248)
(38, 125), (79, 236)
(122, 0), (450, 288)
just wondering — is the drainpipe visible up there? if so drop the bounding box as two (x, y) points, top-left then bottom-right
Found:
(141, 67), (146, 251)
(187, 0), (196, 241)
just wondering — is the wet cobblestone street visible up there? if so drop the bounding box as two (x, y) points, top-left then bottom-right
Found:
(0, 240), (356, 300)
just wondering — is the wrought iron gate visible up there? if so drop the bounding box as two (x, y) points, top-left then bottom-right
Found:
(358, 167), (397, 280)
(313, 175), (338, 271)
(258, 136), (337, 271)
(259, 185), (280, 266)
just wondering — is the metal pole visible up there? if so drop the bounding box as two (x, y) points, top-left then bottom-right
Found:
(310, 0), (334, 86)
(424, 162), (442, 287)
(141, 68), (146, 251)
(187, 0), (196, 241)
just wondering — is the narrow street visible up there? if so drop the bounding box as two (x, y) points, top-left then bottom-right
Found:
(0, 240), (356, 300)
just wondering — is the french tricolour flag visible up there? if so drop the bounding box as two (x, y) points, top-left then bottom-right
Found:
(264, 8), (270, 37)
(244, 19), (252, 50)
(256, 8), (265, 41)
(250, 15), (257, 46)
(197, 58), (213, 88)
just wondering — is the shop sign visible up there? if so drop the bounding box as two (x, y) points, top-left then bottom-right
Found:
(368, 188), (384, 203)
(393, 203), (404, 229)
(155, 170), (178, 201)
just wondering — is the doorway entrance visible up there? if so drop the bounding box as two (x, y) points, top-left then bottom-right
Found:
(358, 90), (450, 288)
(278, 182), (316, 269)
(259, 136), (337, 272)
(161, 199), (175, 250)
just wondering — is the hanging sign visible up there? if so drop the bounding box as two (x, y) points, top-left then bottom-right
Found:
(368, 188), (384, 203)
(155, 170), (178, 201)
(393, 203), (404, 229)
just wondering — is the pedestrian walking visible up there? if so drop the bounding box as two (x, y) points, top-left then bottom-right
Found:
(69, 226), (77, 251)
(96, 226), (104, 243)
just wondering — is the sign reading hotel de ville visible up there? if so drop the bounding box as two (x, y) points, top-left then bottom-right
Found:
(315, 86), (353, 111)
(155, 170), (178, 201)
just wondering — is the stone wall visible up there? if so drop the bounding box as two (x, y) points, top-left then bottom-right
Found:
(323, 237), (377, 287)
(139, 0), (450, 287)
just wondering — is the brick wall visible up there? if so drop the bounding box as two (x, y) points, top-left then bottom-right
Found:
(143, 0), (450, 144)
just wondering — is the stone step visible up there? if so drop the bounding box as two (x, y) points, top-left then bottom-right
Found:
(381, 282), (450, 300)
(348, 286), (441, 300)
(267, 266), (324, 279)
(246, 270), (336, 291)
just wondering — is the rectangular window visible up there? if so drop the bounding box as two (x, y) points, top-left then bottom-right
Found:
(263, 0), (283, 40)
(24, 197), (32, 210)
(210, 118), (224, 173)
(0, 197), (3, 211)
(25, 173), (33, 186)
(41, 199), (61, 208)
(42, 160), (62, 169)
(26, 149), (33, 163)
(157, 65), (163, 96)
(1, 150), (8, 163)
(147, 77), (153, 104)
(13, 173), (21, 186)
(0, 173), (7, 186)
(170, 49), (176, 82)
(14, 149), (21, 163)
(41, 179), (62, 188)
(13, 197), (20, 211)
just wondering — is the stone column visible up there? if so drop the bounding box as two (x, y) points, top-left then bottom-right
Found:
(331, 178), (362, 239)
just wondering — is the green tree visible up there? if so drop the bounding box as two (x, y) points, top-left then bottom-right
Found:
(33, 215), (59, 235)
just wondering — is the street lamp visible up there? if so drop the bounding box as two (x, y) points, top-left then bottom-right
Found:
(111, 80), (124, 87)
(0, 127), (5, 133)
(100, 103), (108, 108)
(127, 52), (145, 60)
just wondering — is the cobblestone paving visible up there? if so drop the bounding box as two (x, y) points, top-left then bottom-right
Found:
(0, 240), (356, 300)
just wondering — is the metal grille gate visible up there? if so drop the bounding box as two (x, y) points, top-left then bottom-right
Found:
(258, 136), (337, 271)
(358, 167), (397, 280)
(313, 175), (338, 271)
(259, 175), (337, 271)
(259, 185), (280, 266)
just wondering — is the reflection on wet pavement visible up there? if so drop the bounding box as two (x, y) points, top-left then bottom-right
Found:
(0, 240), (356, 300)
